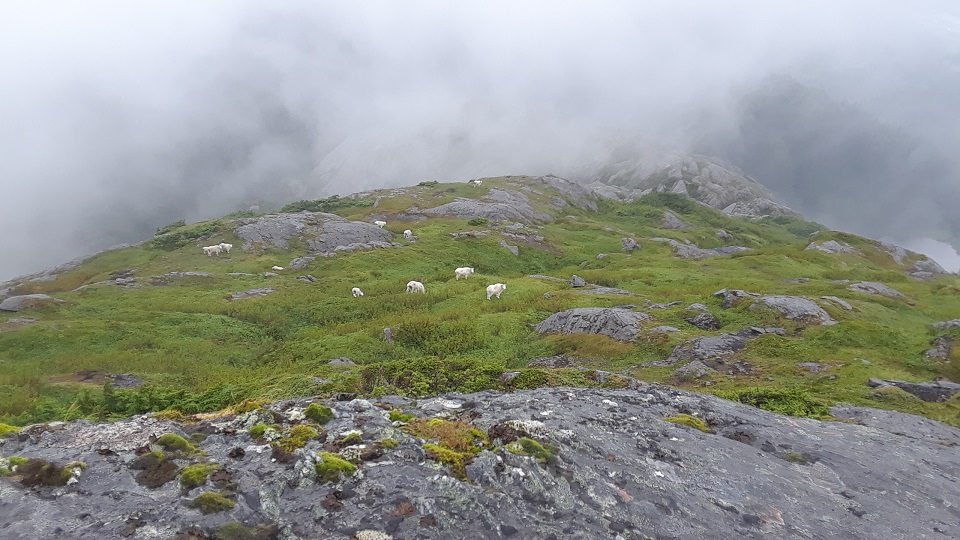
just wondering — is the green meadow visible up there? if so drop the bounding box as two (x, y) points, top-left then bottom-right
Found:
(1, 177), (957, 427)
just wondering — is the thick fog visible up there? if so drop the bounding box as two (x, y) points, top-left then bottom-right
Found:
(2, 1), (959, 281)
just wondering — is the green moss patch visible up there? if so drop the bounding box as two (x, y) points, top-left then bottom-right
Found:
(404, 418), (488, 453)
(156, 433), (197, 454)
(190, 491), (236, 514)
(276, 424), (320, 452)
(179, 463), (221, 490)
(715, 387), (831, 419)
(423, 443), (474, 480)
(664, 414), (715, 433)
(315, 452), (357, 483)
(304, 403), (334, 425)
(507, 437), (558, 464)
(0, 423), (20, 438)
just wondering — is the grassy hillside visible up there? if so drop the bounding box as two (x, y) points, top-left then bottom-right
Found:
(1, 176), (958, 427)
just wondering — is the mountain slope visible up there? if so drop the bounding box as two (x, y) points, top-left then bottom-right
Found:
(0, 175), (958, 430)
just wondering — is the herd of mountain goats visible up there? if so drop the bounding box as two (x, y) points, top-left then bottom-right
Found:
(197, 221), (507, 300)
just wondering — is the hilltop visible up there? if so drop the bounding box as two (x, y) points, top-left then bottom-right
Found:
(0, 174), (958, 430)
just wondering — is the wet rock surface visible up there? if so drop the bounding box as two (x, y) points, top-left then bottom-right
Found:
(535, 307), (653, 342)
(1, 385), (958, 539)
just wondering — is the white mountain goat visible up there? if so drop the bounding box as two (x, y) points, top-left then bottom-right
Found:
(374, 220), (387, 228)
(403, 229), (413, 240)
(272, 266), (284, 271)
(468, 179), (483, 186)
(486, 283), (507, 300)
(218, 242), (233, 254)
(352, 287), (364, 298)
(455, 267), (475, 280)
(202, 245), (222, 257)
(406, 280), (426, 294)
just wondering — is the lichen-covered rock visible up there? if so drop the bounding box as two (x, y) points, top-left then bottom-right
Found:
(924, 337), (954, 360)
(0, 294), (65, 312)
(932, 319), (960, 330)
(288, 256), (315, 270)
(1, 386), (958, 539)
(684, 310), (720, 331)
(750, 295), (837, 325)
(673, 360), (715, 380)
(661, 210), (693, 230)
(621, 237), (641, 252)
(848, 281), (906, 299)
(535, 307), (652, 342)
(820, 296), (853, 310)
(229, 288), (277, 300)
(569, 275), (586, 288)
(713, 288), (760, 309)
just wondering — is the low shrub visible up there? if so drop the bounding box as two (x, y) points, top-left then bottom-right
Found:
(715, 387), (831, 419)
(304, 403), (334, 424)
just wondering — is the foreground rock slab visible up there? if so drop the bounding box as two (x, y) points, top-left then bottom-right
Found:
(0, 294), (65, 312)
(2, 386), (957, 539)
(535, 307), (653, 341)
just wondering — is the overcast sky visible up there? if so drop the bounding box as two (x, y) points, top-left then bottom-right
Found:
(1, 1), (959, 280)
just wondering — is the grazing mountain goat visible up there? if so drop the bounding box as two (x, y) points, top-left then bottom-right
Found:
(374, 220), (387, 228)
(455, 267), (475, 280)
(468, 179), (483, 186)
(403, 229), (413, 240)
(352, 287), (364, 298)
(272, 266), (284, 271)
(406, 280), (426, 294)
(202, 245), (222, 257)
(218, 242), (233, 254)
(486, 283), (507, 300)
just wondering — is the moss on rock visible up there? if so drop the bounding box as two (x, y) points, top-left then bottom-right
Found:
(664, 413), (714, 433)
(304, 403), (334, 424)
(315, 452), (357, 483)
(190, 491), (236, 514)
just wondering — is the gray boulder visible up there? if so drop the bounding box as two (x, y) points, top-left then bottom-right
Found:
(658, 329), (756, 366)
(621, 237), (641, 252)
(848, 281), (906, 299)
(569, 275), (587, 287)
(527, 355), (576, 368)
(716, 229), (732, 241)
(500, 240), (519, 256)
(924, 337), (953, 360)
(535, 307), (653, 342)
(651, 238), (750, 259)
(673, 360), (715, 380)
(0, 294), (65, 312)
(229, 288), (278, 300)
(288, 256), (316, 270)
(806, 240), (859, 254)
(713, 288), (760, 309)
(297, 275), (318, 283)
(750, 295), (837, 325)
(820, 296), (853, 310)
(868, 378), (960, 402)
(913, 258), (947, 274)
(932, 319), (960, 330)
(328, 357), (356, 366)
(233, 212), (394, 252)
(661, 210), (693, 230)
(684, 310), (721, 331)
(419, 189), (553, 223)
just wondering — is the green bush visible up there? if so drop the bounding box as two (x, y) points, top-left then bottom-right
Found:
(0, 423), (20, 438)
(280, 195), (373, 213)
(155, 219), (186, 236)
(716, 387), (831, 419)
(467, 218), (488, 226)
(418, 181), (440, 187)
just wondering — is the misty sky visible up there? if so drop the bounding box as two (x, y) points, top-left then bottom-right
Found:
(2, 1), (959, 281)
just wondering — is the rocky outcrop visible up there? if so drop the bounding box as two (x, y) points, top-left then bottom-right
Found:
(569, 275), (586, 288)
(713, 288), (760, 309)
(684, 305), (721, 331)
(229, 288), (278, 300)
(0, 294), (65, 312)
(233, 212), (395, 253)
(661, 211), (692, 230)
(924, 337), (953, 361)
(867, 378), (960, 402)
(848, 281), (906, 299)
(650, 238), (750, 260)
(932, 319), (960, 330)
(806, 240), (859, 254)
(820, 296), (853, 310)
(588, 153), (801, 218)
(750, 295), (837, 325)
(288, 257), (315, 270)
(621, 237), (641, 252)
(419, 189), (553, 223)
(535, 307), (652, 342)
(2, 385), (959, 539)
(652, 327), (784, 367)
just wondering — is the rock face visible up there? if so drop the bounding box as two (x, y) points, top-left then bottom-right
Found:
(658, 328), (769, 366)
(932, 319), (960, 330)
(848, 281), (906, 299)
(588, 152), (801, 218)
(650, 238), (750, 260)
(867, 378), (960, 402)
(750, 295), (837, 325)
(621, 237), (641, 252)
(229, 288), (278, 300)
(713, 289), (760, 309)
(3, 385), (957, 539)
(233, 212), (394, 252)
(569, 275), (586, 288)
(0, 294), (65, 312)
(661, 210), (693, 230)
(535, 307), (652, 342)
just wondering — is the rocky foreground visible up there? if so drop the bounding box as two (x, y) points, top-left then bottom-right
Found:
(1, 383), (958, 540)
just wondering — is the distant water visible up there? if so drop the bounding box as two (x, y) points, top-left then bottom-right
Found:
(900, 238), (960, 273)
